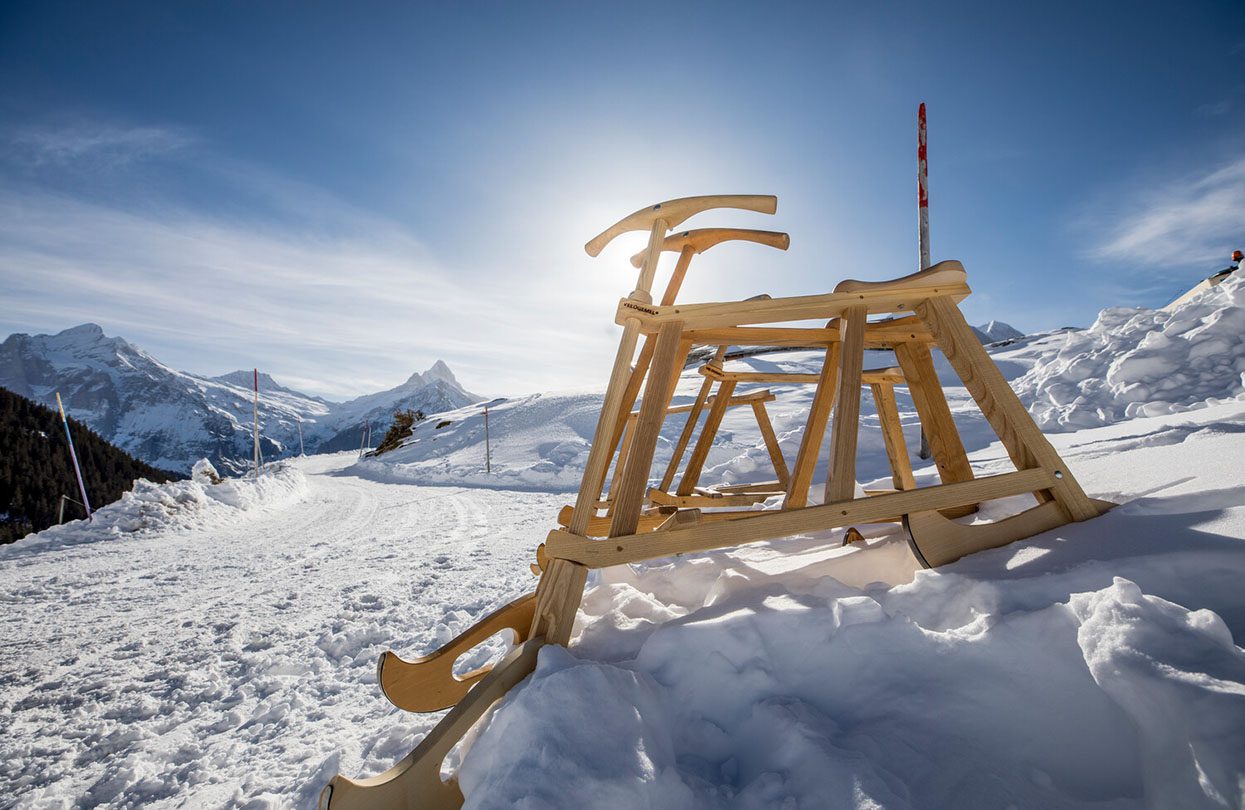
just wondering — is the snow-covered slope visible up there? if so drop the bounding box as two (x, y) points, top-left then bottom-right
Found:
(0, 325), (481, 472)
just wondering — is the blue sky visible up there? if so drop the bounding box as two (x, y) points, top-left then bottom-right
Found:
(1, 1), (1242, 399)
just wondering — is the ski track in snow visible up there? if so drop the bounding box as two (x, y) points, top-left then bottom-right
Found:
(0, 452), (562, 808)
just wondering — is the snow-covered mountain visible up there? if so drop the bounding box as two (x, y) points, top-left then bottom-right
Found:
(0, 324), (482, 472)
(970, 319), (1025, 344)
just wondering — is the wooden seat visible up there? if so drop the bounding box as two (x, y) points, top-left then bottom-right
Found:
(833, 260), (966, 294)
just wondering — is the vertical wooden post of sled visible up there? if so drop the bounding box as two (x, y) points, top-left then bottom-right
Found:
(610, 321), (688, 535)
(784, 340), (842, 509)
(752, 398), (790, 489)
(659, 345), (727, 492)
(677, 378), (738, 496)
(915, 296), (1099, 521)
(540, 218), (670, 645)
(598, 245), (698, 503)
(893, 341), (974, 485)
(872, 382), (916, 490)
(824, 306), (867, 503)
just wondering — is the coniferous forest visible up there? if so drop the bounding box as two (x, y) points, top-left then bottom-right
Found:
(0, 387), (181, 544)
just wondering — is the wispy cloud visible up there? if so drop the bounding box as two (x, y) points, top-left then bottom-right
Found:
(1196, 100), (1231, 117)
(1088, 156), (1245, 269)
(5, 122), (192, 170)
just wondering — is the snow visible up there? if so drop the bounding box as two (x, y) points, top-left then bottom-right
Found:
(1017, 275), (1245, 431)
(2, 285), (1244, 808)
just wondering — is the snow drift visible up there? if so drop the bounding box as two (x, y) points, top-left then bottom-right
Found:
(1018, 275), (1245, 431)
(1, 461), (307, 555)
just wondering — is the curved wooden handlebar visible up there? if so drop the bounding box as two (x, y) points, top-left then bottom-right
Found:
(585, 194), (778, 257)
(628, 228), (790, 268)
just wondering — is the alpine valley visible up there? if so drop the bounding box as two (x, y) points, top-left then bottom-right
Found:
(0, 324), (482, 473)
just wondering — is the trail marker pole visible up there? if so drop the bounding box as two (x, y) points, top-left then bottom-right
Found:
(484, 405), (491, 473)
(297, 417), (305, 456)
(252, 368), (261, 478)
(55, 392), (92, 519)
(917, 103), (933, 461)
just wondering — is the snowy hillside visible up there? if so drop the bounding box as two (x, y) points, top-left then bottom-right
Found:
(0, 325), (481, 472)
(1, 282), (1243, 808)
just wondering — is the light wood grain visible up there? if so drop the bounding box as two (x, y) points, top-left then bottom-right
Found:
(609, 322), (686, 536)
(547, 468), (1056, 568)
(917, 296), (1098, 521)
(752, 400), (790, 488)
(676, 379), (737, 496)
(904, 500), (1067, 568)
(629, 228), (790, 268)
(825, 306), (866, 503)
(893, 341), (975, 485)
(784, 343), (840, 510)
(377, 592), (536, 713)
(585, 194), (778, 257)
(321, 638), (544, 810)
(871, 383), (916, 490)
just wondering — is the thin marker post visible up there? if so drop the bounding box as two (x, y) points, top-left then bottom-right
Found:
(917, 102), (932, 460)
(252, 368), (261, 478)
(55, 392), (92, 519)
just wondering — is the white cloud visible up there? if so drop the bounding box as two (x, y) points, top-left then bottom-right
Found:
(5, 122), (192, 169)
(1089, 156), (1245, 268)
(0, 188), (619, 400)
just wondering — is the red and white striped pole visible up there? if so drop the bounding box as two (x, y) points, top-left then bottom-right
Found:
(918, 102), (931, 272)
(917, 103), (932, 460)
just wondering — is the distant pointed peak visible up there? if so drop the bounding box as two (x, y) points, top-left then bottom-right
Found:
(423, 359), (458, 384)
(59, 323), (106, 338)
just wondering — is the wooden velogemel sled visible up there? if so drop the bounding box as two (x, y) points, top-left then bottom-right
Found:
(321, 194), (1111, 809)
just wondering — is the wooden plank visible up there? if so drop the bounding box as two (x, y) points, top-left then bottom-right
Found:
(871, 382), (916, 490)
(752, 400), (790, 488)
(917, 296), (1098, 521)
(321, 637), (545, 810)
(893, 341), (975, 485)
(546, 468), (1057, 568)
(715, 480), (783, 494)
(648, 488), (779, 509)
(556, 505), (666, 536)
(634, 388), (774, 417)
(615, 282), (972, 332)
(784, 343), (841, 509)
(825, 306), (866, 503)
(699, 367), (821, 383)
(677, 379), (738, 495)
(609, 322), (687, 537)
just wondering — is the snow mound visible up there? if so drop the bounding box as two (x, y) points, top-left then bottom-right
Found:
(461, 570), (1245, 810)
(2, 463), (307, 555)
(1017, 275), (1245, 431)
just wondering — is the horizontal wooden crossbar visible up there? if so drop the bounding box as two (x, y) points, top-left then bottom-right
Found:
(699, 365), (905, 385)
(617, 283), (971, 332)
(648, 488), (779, 509)
(546, 468), (1054, 568)
(631, 388), (775, 417)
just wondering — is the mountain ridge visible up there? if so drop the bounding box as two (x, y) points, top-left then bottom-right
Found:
(0, 324), (483, 472)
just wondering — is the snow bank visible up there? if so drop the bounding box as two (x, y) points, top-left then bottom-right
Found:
(1017, 275), (1245, 431)
(462, 570), (1245, 810)
(2, 463), (307, 555)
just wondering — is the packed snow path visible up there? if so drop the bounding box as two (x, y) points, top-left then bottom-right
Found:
(0, 453), (564, 807)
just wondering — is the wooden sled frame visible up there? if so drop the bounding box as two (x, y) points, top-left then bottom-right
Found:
(322, 194), (1109, 809)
